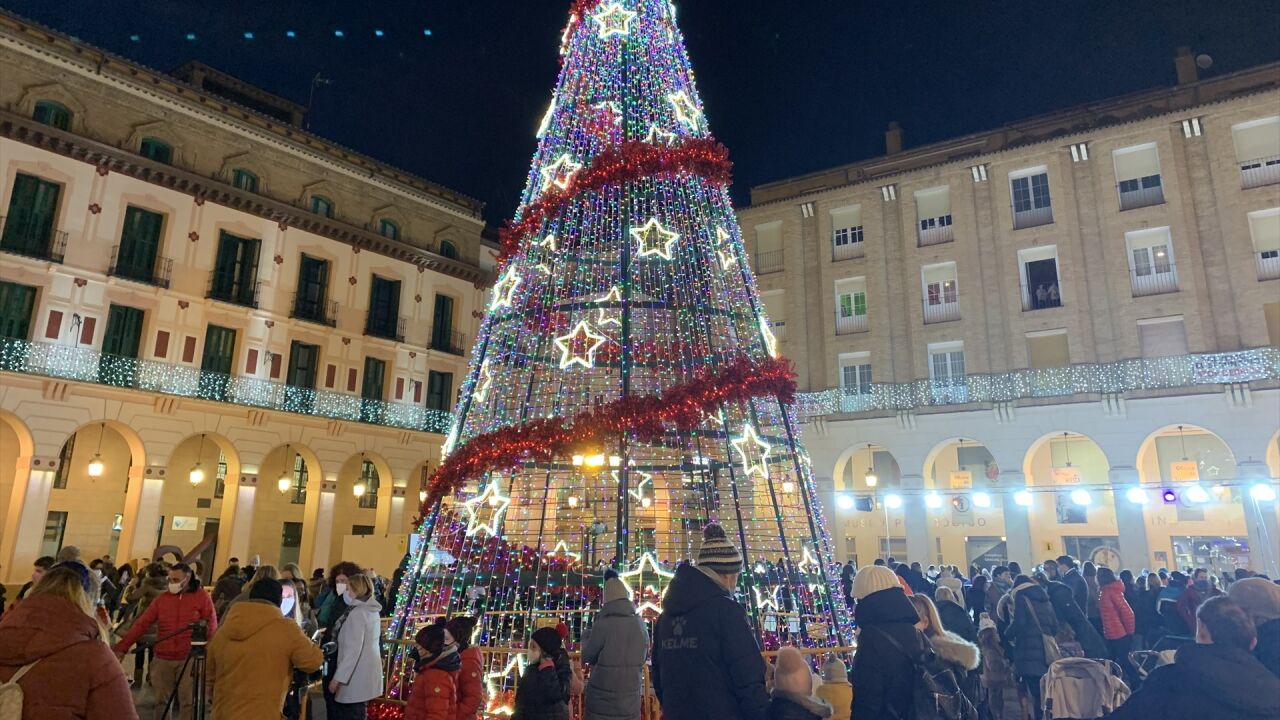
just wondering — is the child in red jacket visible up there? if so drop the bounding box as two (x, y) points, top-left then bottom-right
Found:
(408, 620), (462, 720)
(1098, 567), (1137, 685)
(446, 615), (484, 719)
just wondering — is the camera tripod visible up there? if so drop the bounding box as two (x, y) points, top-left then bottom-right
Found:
(153, 621), (209, 720)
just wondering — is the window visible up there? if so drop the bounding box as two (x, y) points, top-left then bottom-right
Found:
(40, 511), (68, 558)
(210, 231), (261, 307)
(310, 195), (334, 218)
(1249, 209), (1280, 280)
(98, 304), (145, 386)
(839, 353), (872, 394)
(1126, 227), (1177, 296)
(915, 186), (953, 245)
(231, 169), (259, 193)
(1026, 330), (1069, 369)
(921, 263), (959, 323)
(834, 278), (867, 334)
(928, 341), (967, 403)
(431, 294), (458, 353)
(199, 324), (237, 401)
(753, 222), (783, 274)
(830, 205), (864, 260)
(760, 290), (786, 339)
(2, 172), (63, 260)
(114, 206), (164, 283)
(426, 370), (454, 412)
(439, 240), (459, 260)
(213, 451), (228, 499)
(293, 255), (332, 325)
(285, 340), (320, 412)
(52, 435), (74, 490)
(1010, 168), (1052, 228)
(0, 281), (37, 340)
(1233, 117), (1280, 188)
(32, 101), (71, 130)
(1114, 144), (1164, 210)
(366, 275), (402, 340)
(360, 357), (386, 423)
(139, 137), (173, 164)
(289, 454), (308, 505)
(358, 459), (379, 509)
(1018, 245), (1061, 310)
(378, 219), (399, 240)
(1138, 317), (1188, 358)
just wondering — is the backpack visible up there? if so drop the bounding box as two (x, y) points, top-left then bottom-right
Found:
(1041, 657), (1130, 719)
(0, 661), (40, 720)
(878, 629), (978, 720)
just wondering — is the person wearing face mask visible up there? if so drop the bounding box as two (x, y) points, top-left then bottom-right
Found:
(207, 577), (324, 719)
(319, 561), (365, 717)
(514, 626), (572, 720)
(407, 619), (462, 720)
(113, 562), (217, 720)
(328, 573), (385, 719)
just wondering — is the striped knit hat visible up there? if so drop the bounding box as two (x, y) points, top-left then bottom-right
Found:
(696, 523), (743, 575)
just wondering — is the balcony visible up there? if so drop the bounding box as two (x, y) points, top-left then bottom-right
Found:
(832, 240), (865, 262)
(1012, 205), (1053, 230)
(0, 216), (67, 263)
(752, 249), (784, 275)
(1240, 154), (1280, 189)
(430, 328), (467, 356)
(207, 276), (261, 309)
(1258, 252), (1280, 281)
(1021, 283), (1063, 312)
(923, 299), (960, 324)
(792, 347), (1280, 416)
(917, 217), (954, 247)
(0, 337), (454, 433)
(1118, 183), (1165, 211)
(365, 312), (406, 343)
(109, 245), (173, 289)
(835, 314), (868, 335)
(291, 293), (338, 327)
(1130, 267), (1179, 297)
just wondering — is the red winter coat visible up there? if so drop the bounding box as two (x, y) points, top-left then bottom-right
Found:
(0, 593), (139, 720)
(1099, 581), (1136, 640)
(113, 586), (217, 661)
(455, 646), (484, 719)
(407, 654), (460, 720)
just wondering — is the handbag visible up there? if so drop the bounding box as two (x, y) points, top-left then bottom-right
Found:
(1024, 595), (1063, 664)
(877, 628), (978, 720)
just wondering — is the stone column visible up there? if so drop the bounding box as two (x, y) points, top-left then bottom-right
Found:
(373, 478), (396, 535)
(901, 474), (929, 562)
(999, 470), (1033, 568)
(299, 478), (337, 573)
(213, 473), (258, 573)
(1109, 466), (1150, 570)
(0, 458), (49, 584)
(118, 464), (165, 562)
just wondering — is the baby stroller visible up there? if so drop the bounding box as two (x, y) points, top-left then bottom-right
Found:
(1041, 657), (1131, 719)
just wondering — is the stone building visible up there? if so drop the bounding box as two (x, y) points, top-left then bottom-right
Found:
(736, 50), (1280, 575)
(0, 11), (496, 581)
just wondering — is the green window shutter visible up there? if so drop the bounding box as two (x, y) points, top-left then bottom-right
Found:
(99, 305), (144, 387)
(362, 357), (386, 400)
(0, 282), (37, 340)
(838, 294), (852, 318)
(33, 102), (71, 130)
(853, 292), (867, 316)
(139, 138), (173, 164)
(237, 238), (261, 304)
(3, 174), (61, 257)
(287, 341), (319, 389)
(117, 206), (163, 281)
(200, 325), (237, 374)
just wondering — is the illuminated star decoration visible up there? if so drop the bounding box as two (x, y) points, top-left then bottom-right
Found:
(536, 97), (556, 138)
(484, 653), (527, 716)
(592, 100), (623, 127)
(731, 424), (772, 479)
(471, 359), (493, 403)
(554, 320), (607, 369)
(754, 584), (781, 613)
(620, 552), (675, 614)
(461, 482), (510, 537)
(643, 124), (676, 145)
(539, 153), (582, 192)
(631, 217), (680, 260)
(490, 266), (522, 311)
(667, 90), (701, 130)
(545, 539), (581, 562)
(592, 1), (637, 38)
(441, 425), (459, 458)
(594, 286), (622, 328)
(758, 314), (779, 357)
(627, 470), (654, 504)
(715, 227), (738, 269)
(536, 233), (558, 252)
(798, 544), (821, 575)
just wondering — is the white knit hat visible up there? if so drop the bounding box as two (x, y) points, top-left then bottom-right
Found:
(852, 565), (901, 600)
(603, 569), (630, 604)
(696, 524), (743, 575)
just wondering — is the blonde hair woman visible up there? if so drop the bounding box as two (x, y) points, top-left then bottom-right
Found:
(909, 593), (981, 709)
(0, 564), (138, 718)
(328, 573), (385, 718)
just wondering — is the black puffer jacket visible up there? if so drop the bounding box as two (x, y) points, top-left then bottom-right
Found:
(1008, 582), (1059, 677)
(1256, 617), (1280, 679)
(652, 564), (769, 720)
(512, 654), (570, 720)
(1045, 581), (1107, 659)
(851, 587), (932, 719)
(1107, 642), (1280, 720)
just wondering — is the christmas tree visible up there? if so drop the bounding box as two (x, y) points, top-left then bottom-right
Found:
(384, 0), (850, 712)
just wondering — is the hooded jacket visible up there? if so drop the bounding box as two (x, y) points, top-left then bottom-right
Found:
(1176, 582), (1222, 633)
(1008, 582), (1059, 677)
(851, 586), (932, 720)
(936, 598), (978, 644)
(455, 645), (484, 719)
(1098, 582), (1135, 641)
(582, 597), (648, 720)
(332, 593), (385, 703)
(513, 654), (570, 720)
(1060, 567), (1088, 614)
(407, 647), (462, 720)
(927, 629), (982, 710)
(1106, 642), (1280, 720)
(652, 563), (769, 720)
(0, 593), (138, 720)
(112, 585), (217, 661)
(206, 599), (324, 719)
(1044, 581), (1107, 659)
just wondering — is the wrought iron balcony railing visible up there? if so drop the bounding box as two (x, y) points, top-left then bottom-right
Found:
(0, 337), (453, 434)
(109, 245), (173, 289)
(365, 313), (407, 343)
(793, 348), (1280, 416)
(291, 293), (339, 327)
(0, 215), (67, 263)
(752, 249), (784, 275)
(1117, 183), (1165, 211)
(430, 329), (467, 356)
(1012, 205), (1053, 230)
(1240, 154), (1280, 189)
(206, 276), (261, 309)
(1130, 266), (1179, 297)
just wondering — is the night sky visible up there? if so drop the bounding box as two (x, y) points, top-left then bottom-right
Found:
(5, 1), (1277, 223)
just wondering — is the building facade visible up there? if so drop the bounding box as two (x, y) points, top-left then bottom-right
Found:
(736, 53), (1280, 576)
(0, 12), (494, 583)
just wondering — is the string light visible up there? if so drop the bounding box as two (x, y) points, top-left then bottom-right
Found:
(1125, 487), (1150, 504)
(1014, 490), (1034, 507)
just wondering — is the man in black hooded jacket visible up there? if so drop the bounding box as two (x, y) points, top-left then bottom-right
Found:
(652, 524), (769, 720)
(850, 565), (933, 719)
(1108, 596), (1280, 720)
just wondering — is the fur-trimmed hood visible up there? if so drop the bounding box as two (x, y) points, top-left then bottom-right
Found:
(928, 630), (981, 671)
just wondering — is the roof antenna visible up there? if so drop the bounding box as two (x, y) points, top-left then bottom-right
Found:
(306, 72), (331, 130)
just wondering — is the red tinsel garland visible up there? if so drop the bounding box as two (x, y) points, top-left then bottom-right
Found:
(366, 699), (405, 720)
(497, 138), (733, 264)
(421, 356), (795, 509)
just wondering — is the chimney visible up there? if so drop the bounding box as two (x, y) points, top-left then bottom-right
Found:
(885, 121), (903, 155)
(1174, 46), (1198, 85)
